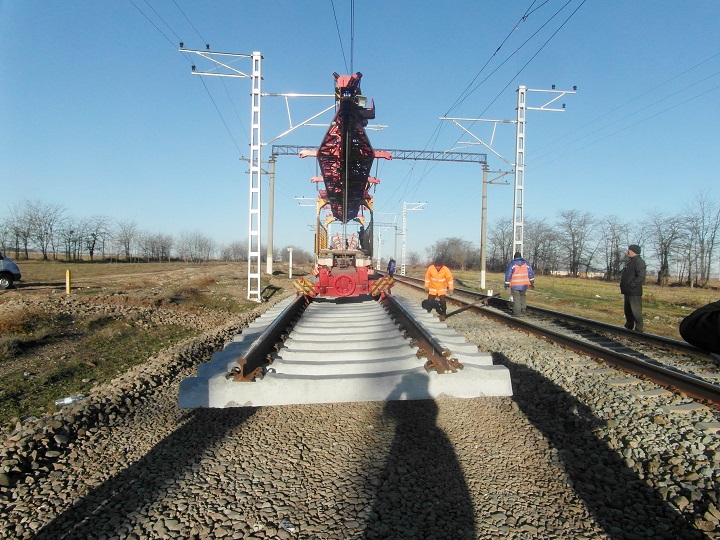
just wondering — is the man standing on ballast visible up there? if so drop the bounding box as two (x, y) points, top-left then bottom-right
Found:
(620, 244), (646, 332)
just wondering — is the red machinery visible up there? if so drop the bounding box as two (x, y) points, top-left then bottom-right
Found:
(293, 72), (393, 298)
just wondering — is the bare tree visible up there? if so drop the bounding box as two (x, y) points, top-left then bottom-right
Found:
(56, 218), (83, 261)
(280, 245), (314, 264)
(23, 200), (65, 260)
(115, 219), (138, 261)
(84, 216), (111, 261)
(137, 232), (167, 262)
(426, 237), (474, 270)
(523, 217), (557, 275)
(407, 251), (421, 267)
(158, 234), (174, 262)
(598, 215), (631, 280)
(488, 217), (513, 271)
(555, 210), (597, 275)
(642, 211), (683, 285)
(7, 202), (32, 259)
(221, 241), (248, 261)
(683, 192), (720, 286)
(177, 231), (215, 262)
(0, 218), (13, 254)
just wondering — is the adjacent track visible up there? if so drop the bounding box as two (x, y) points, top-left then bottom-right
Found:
(391, 274), (720, 406)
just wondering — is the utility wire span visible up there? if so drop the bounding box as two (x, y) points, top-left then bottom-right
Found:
(127, 0), (246, 157)
(329, 0), (349, 73)
(533, 69), (720, 166)
(400, 0), (542, 206)
(171, 0), (208, 45)
(197, 77), (244, 155)
(411, 0), (550, 180)
(471, 0), (587, 124)
(127, 0), (178, 49)
(532, 52), (720, 154)
(444, 0), (553, 117)
(381, 0), (587, 214)
(142, 0), (182, 42)
(530, 82), (720, 170)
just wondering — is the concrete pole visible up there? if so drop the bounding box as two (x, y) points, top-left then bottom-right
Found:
(393, 225), (398, 260)
(287, 247), (293, 279)
(376, 231), (382, 269)
(480, 163), (488, 290)
(266, 155), (276, 275)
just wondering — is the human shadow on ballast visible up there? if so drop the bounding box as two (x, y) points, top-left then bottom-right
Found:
(31, 408), (255, 539)
(496, 352), (711, 539)
(363, 372), (476, 539)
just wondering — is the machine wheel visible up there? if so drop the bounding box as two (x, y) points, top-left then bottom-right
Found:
(333, 275), (356, 297)
(0, 274), (14, 290)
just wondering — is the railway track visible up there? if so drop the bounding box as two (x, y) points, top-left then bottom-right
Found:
(392, 274), (720, 407)
(179, 292), (512, 408)
(3, 285), (720, 538)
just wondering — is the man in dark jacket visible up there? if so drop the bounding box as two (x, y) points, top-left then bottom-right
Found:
(620, 244), (646, 332)
(387, 258), (396, 278)
(679, 300), (720, 354)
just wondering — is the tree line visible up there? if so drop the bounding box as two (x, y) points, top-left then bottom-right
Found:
(4, 192), (719, 287)
(1, 200), (315, 265)
(426, 191), (720, 287)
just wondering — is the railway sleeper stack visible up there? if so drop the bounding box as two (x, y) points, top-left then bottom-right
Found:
(179, 294), (512, 408)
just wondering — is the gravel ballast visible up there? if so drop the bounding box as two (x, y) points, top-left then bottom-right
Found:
(1, 285), (718, 539)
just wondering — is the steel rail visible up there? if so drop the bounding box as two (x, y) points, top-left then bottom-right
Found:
(380, 294), (462, 374)
(390, 275), (720, 406)
(226, 295), (308, 381)
(521, 304), (713, 357)
(391, 273), (712, 357)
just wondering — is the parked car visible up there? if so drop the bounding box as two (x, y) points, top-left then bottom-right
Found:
(0, 253), (21, 289)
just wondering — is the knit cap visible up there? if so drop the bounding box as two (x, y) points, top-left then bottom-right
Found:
(628, 244), (641, 255)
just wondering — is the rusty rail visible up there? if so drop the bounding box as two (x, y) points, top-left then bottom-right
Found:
(226, 295), (308, 382)
(380, 294), (462, 374)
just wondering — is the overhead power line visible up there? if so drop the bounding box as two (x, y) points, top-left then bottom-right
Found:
(383, 0), (588, 214)
(329, 0), (349, 73)
(127, 0), (246, 156)
(533, 52), (720, 155)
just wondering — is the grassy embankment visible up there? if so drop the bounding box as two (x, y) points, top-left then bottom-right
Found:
(0, 260), (274, 426)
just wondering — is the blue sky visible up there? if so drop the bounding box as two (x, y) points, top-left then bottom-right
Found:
(1, 1), (718, 262)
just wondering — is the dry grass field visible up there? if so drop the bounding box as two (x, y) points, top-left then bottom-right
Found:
(0, 259), (717, 426)
(0, 260), (306, 427)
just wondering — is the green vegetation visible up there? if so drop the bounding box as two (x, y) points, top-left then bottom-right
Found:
(0, 315), (193, 423)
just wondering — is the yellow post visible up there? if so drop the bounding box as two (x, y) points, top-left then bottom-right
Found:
(66, 269), (71, 294)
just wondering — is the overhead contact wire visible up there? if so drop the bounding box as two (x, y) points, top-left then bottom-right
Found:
(128, 0), (246, 157)
(381, 0), (581, 213)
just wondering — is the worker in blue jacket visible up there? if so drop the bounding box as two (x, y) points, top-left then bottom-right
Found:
(504, 252), (535, 317)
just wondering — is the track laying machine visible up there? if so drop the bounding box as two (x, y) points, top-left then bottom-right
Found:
(292, 72), (393, 298)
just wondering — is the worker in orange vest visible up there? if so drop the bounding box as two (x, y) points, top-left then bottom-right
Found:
(424, 258), (454, 320)
(504, 251), (535, 317)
